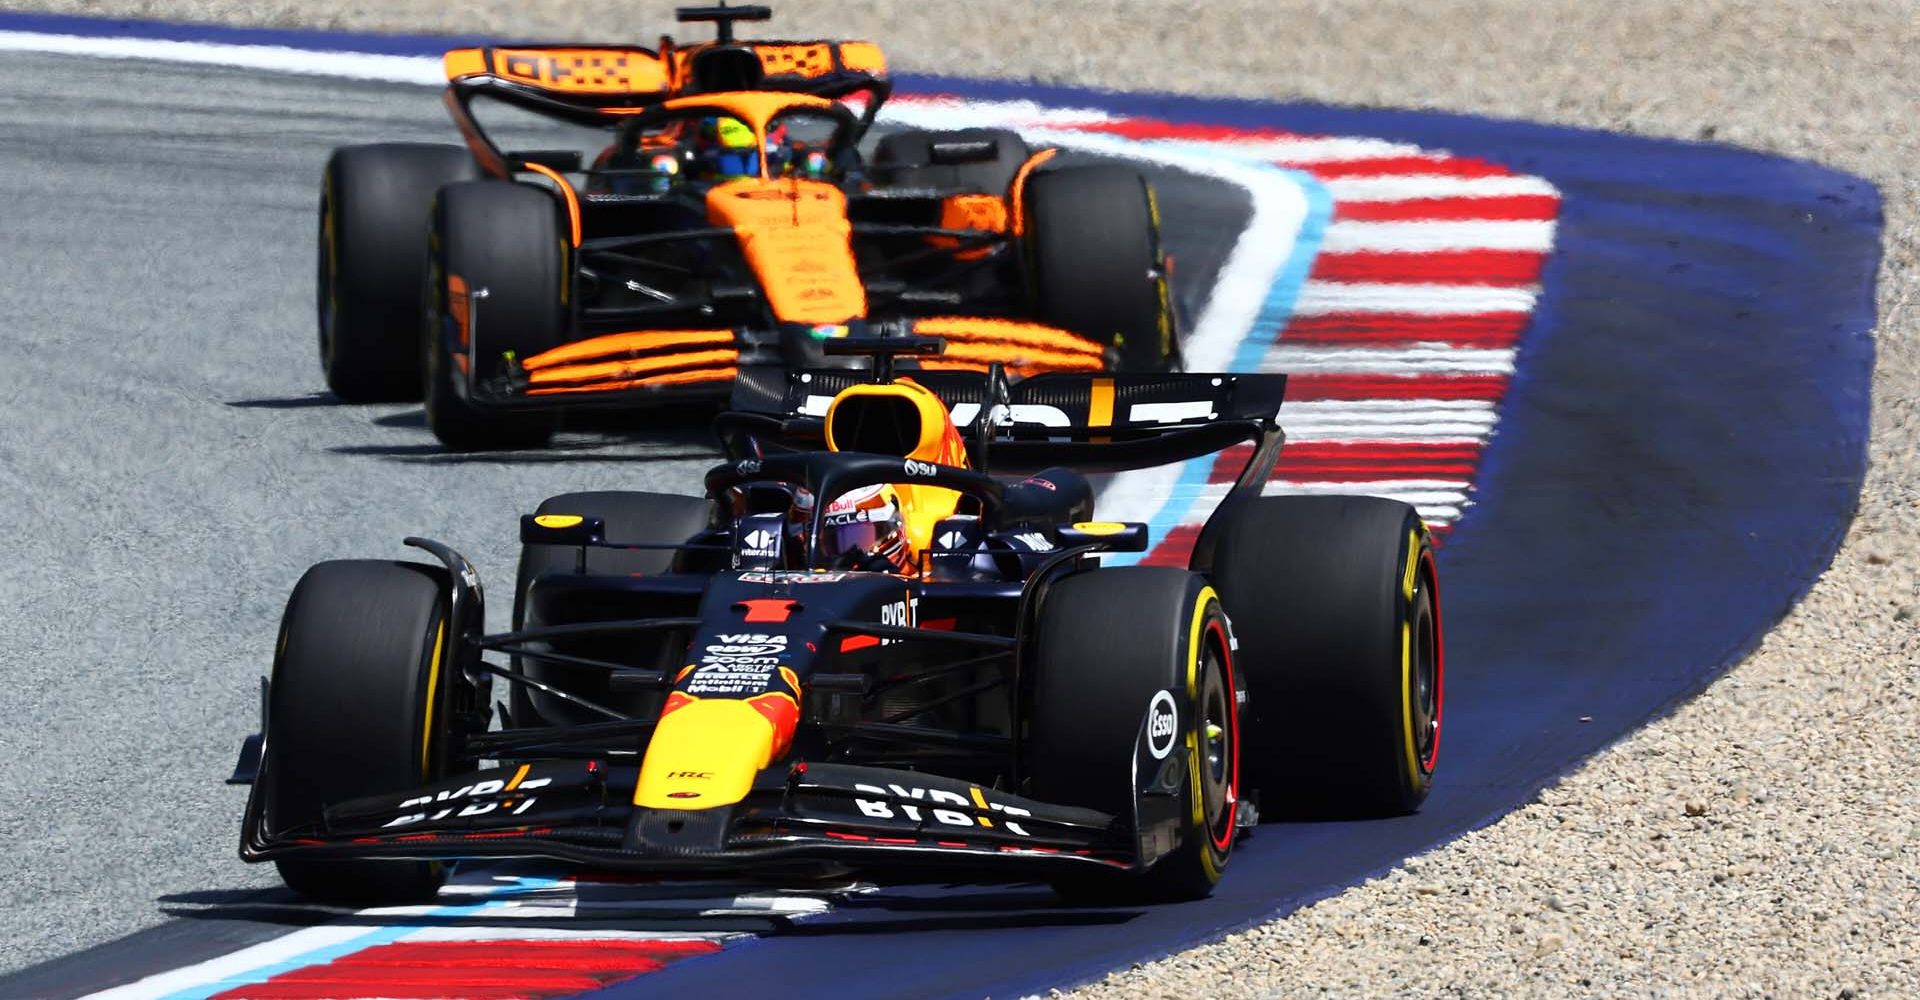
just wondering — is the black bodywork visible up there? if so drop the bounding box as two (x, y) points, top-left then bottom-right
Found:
(236, 363), (1285, 879)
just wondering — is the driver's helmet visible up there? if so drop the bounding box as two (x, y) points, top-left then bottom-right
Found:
(692, 116), (794, 181)
(787, 484), (911, 572)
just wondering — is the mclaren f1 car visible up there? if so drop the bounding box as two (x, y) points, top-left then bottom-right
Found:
(234, 343), (1443, 903)
(315, 3), (1177, 450)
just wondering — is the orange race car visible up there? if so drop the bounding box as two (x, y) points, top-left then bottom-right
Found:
(315, 3), (1178, 450)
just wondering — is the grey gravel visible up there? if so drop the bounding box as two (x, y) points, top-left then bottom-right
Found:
(7, 1), (1919, 996)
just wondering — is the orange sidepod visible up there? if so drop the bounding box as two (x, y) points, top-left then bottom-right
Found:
(708, 179), (866, 325)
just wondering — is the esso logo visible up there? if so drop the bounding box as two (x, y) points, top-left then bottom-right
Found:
(1146, 690), (1179, 760)
(902, 459), (938, 477)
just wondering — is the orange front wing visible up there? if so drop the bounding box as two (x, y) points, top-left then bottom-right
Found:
(512, 318), (1109, 398)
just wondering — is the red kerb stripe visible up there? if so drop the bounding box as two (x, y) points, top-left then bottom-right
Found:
(1279, 313), (1531, 348)
(1335, 195), (1562, 222)
(1310, 250), (1545, 286)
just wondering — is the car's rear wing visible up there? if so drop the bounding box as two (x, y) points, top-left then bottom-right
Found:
(720, 361), (1288, 572)
(440, 37), (890, 134)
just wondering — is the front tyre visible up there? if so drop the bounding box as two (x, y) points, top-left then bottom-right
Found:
(1028, 567), (1241, 901)
(1210, 496), (1443, 817)
(423, 180), (566, 451)
(262, 560), (453, 905)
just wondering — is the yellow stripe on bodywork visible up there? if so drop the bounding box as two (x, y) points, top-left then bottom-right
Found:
(968, 785), (994, 827)
(634, 699), (775, 810)
(1088, 378), (1115, 428)
(420, 621), (445, 775)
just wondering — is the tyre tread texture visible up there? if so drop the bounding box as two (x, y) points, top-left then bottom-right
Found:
(320, 143), (476, 402)
(1208, 494), (1432, 817)
(264, 559), (450, 904)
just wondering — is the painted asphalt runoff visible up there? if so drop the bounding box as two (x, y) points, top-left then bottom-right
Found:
(0, 50), (1247, 991)
(0, 19), (1882, 999)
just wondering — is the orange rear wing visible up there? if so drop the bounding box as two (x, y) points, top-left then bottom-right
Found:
(442, 39), (888, 109)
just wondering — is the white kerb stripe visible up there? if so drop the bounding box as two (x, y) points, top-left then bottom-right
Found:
(1321, 174), (1561, 202)
(0, 30), (444, 84)
(1292, 282), (1540, 316)
(1321, 220), (1558, 253)
(82, 924), (385, 999)
(1260, 345), (1518, 374)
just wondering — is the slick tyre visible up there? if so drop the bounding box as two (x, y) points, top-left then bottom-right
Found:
(871, 127), (1031, 194)
(1029, 568), (1241, 902)
(511, 491), (714, 726)
(1210, 496), (1443, 818)
(318, 143), (478, 402)
(1023, 165), (1175, 372)
(423, 180), (566, 451)
(263, 560), (452, 905)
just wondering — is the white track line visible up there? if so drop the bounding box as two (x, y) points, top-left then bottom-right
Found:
(0, 29), (444, 83)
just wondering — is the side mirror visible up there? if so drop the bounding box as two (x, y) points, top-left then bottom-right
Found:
(520, 513), (606, 546)
(1056, 521), (1148, 552)
(928, 139), (1000, 165)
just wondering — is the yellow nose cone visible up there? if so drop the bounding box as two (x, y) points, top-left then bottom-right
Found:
(633, 699), (775, 810)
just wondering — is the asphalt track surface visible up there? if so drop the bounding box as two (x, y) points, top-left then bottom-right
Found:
(0, 51), (1249, 978)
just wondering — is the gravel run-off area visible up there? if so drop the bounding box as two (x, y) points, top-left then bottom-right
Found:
(12, 2), (1919, 996)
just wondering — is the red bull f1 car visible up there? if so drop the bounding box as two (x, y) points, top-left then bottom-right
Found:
(315, 3), (1177, 450)
(234, 342), (1445, 903)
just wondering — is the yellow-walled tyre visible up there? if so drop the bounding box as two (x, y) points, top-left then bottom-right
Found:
(1209, 495), (1443, 818)
(263, 560), (452, 905)
(422, 180), (564, 451)
(1029, 567), (1243, 902)
(318, 143), (477, 402)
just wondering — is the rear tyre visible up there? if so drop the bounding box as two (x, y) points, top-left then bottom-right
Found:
(1029, 567), (1240, 902)
(318, 143), (478, 402)
(264, 560), (452, 905)
(870, 128), (1030, 194)
(511, 491), (714, 726)
(1023, 165), (1175, 372)
(423, 180), (566, 451)
(1209, 496), (1442, 818)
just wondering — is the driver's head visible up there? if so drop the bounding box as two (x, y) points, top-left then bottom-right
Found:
(786, 484), (910, 572)
(692, 117), (795, 181)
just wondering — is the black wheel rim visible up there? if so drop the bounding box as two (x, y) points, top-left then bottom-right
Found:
(1411, 575), (1439, 773)
(1197, 639), (1235, 850)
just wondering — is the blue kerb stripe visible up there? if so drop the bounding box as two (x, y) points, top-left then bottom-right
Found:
(1112, 163), (1331, 565)
(155, 892), (519, 1000)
